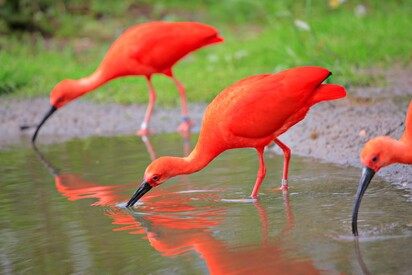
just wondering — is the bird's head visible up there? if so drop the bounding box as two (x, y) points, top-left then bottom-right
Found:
(126, 157), (182, 207)
(144, 157), (176, 186)
(50, 79), (78, 108)
(20, 79), (79, 143)
(360, 136), (394, 173)
(352, 136), (394, 236)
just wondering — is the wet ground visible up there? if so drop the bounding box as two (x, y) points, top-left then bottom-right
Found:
(1, 134), (411, 274)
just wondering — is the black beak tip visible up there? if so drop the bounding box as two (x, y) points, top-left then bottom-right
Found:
(126, 181), (152, 207)
(351, 166), (376, 236)
(352, 222), (359, 237)
(31, 105), (58, 144)
(126, 198), (136, 208)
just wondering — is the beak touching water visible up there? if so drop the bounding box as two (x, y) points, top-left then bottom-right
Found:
(21, 105), (57, 144)
(352, 166), (375, 236)
(126, 181), (152, 207)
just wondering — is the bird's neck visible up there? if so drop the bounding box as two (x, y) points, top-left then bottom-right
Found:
(401, 101), (412, 140)
(393, 140), (412, 165)
(73, 69), (110, 97)
(171, 143), (223, 177)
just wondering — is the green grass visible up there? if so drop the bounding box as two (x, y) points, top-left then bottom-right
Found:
(1, 0), (411, 106)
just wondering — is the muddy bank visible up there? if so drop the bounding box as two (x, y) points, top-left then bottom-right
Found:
(276, 98), (412, 188)
(1, 98), (206, 146)
(1, 68), (411, 188)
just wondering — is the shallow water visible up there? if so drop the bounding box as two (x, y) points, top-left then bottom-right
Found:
(1, 134), (411, 274)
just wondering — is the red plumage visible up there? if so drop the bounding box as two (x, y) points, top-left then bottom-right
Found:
(127, 66), (347, 206)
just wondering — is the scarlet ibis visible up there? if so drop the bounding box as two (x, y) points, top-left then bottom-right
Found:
(352, 100), (412, 236)
(21, 21), (223, 142)
(126, 66), (346, 206)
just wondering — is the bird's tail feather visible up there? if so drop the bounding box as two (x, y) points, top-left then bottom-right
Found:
(311, 84), (346, 105)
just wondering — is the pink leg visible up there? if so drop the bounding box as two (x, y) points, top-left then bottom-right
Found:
(273, 138), (291, 192)
(172, 76), (194, 135)
(137, 77), (156, 136)
(251, 147), (266, 198)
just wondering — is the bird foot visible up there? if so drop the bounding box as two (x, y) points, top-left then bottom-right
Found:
(278, 179), (289, 192)
(177, 120), (194, 136)
(279, 185), (289, 192)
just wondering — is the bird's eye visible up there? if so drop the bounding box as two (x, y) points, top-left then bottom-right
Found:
(152, 175), (160, 181)
(55, 97), (64, 105)
(372, 156), (378, 163)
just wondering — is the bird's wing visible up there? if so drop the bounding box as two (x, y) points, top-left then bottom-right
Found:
(98, 22), (222, 77)
(125, 22), (220, 74)
(99, 23), (189, 74)
(223, 67), (331, 139)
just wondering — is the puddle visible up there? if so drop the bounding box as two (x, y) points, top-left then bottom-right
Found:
(0, 133), (411, 274)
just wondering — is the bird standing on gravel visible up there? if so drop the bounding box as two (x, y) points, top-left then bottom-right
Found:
(352, 100), (412, 236)
(21, 21), (223, 142)
(126, 66), (346, 207)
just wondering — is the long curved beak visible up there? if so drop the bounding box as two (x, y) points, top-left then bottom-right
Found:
(32, 105), (57, 144)
(126, 181), (152, 207)
(352, 166), (375, 236)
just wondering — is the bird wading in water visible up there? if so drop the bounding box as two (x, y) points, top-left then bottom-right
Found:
(21, 21), (223, 142)
(352, 100), (412, 236)
(126, 66), (346, 207)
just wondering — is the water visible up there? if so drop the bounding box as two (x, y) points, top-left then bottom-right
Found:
(0, 134), (411, 274)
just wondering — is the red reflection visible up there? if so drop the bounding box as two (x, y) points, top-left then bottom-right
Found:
(33, 142), (323, 274)
(106, 196), (321, 275)
(55, 174), (129, 206)
(55, 174), (319, 273)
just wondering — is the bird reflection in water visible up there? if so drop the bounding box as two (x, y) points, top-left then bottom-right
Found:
(32, 133), (193, 206)
(32, 140), (360, 274)
(114, 194), (326, 274)
(353, 238), (372, 275)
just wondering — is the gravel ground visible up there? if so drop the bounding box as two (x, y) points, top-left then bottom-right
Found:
(1, 98), (206, 146)
(1, 67), (411, 189)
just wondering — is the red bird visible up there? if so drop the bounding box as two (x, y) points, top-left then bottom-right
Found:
(126, 66), (346, 206)
(352, 100), (412, 236)
(23, 21), (223, 142)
